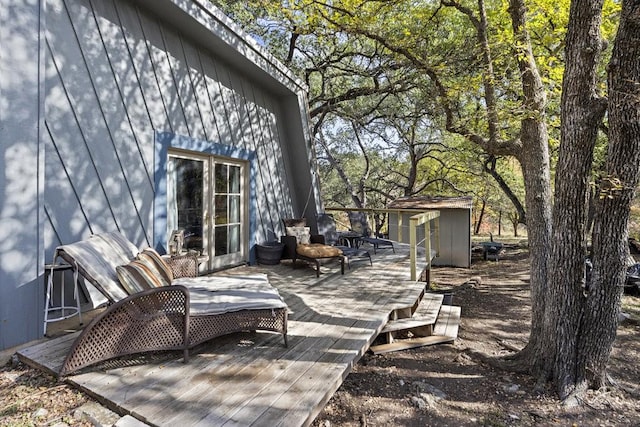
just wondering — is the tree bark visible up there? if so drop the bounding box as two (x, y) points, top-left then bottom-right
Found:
(546, 0), (608, 398)
(475, 200), (486, 235)
(503, 0), (553, 378)
(578, 0), (640, 390)
(484, 156), (527, 225)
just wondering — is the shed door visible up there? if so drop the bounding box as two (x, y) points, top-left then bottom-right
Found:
(167, 152), (248, 270)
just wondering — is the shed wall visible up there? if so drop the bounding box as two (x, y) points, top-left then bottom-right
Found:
(389, 208), (471, 268)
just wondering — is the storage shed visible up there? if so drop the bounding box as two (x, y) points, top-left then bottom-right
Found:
(388, 196), (472, 268)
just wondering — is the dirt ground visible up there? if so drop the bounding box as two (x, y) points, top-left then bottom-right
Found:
(1, 245), (639, 426)
(311, 246), (640, 427)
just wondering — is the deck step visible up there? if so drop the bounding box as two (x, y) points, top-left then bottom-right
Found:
(382, 293), (443, 333)
(370, 335), (454, 354)
(370, 305), (461, 354)
(387, 282), (428, 319)
(433, 305), (461, 338)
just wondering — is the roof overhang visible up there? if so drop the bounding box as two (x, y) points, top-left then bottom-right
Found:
(388, 196), (473, 210)
(133, 0), (307, 97)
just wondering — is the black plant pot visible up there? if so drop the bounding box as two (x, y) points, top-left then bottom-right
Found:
(429, 289), (454, 305)
(256, 242), (285, 265)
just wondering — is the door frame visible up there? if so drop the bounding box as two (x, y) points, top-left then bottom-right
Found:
(154, 132), (258, 267)
(166, 149), (250, 271)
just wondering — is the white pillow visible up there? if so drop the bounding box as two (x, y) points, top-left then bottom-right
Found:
(286, 226), (311, 245)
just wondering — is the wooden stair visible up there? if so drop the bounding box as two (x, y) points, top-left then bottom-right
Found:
(370, 289), (461, 354)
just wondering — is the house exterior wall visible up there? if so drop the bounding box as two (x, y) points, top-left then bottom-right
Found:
(0, 0), (46, 350)
(0, 0), (319, 350)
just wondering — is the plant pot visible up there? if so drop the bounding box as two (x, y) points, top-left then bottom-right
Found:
(256, 242), (285, 265)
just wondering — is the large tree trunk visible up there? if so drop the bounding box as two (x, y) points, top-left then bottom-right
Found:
(547, 0), (607, 398)
(578, 0), (640, 390)
(503, 0), (553, 378)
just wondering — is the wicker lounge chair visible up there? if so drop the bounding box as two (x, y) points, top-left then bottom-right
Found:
(53, 232), (288, 376)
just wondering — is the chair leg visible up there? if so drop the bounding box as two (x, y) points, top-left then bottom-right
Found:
(315, 259), (321, 277)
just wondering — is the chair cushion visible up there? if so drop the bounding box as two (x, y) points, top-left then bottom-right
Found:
(286, 226), (311, 245)
(297, 243), (343, 258)
(116, 261), (162, 295)
(56, 238), (130, 302)
(93, 231), (140, 260)
(137, 247), (173, 285)
(175, 273), (287, 315)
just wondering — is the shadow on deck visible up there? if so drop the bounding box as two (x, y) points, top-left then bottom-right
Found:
(17, 244), (459, 426)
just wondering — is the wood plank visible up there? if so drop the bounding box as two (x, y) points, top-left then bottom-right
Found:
(17, 332), (79, 375)
(225, 298), (398, 426)
(370, 305), (461, 354)
(369, 335), (454, 354)
(433, 305), (461, 338)
(169, 291), (395, 425)
(385, 281), (427, 314)
(253, 319), (384, 427)
(381, 293), (443, 333)
(242, 282), (413, 427)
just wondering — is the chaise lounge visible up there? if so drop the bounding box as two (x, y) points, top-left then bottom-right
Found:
(280, 218), (345, 277)
(52, 232), (288, 376)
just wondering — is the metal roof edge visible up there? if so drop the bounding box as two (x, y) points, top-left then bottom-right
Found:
(169, 0), (309, 95)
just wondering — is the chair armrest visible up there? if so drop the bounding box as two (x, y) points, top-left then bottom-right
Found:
(311, 234), (325, 244)
(281, 235), (297, 260)
(60, 285), (190, 376)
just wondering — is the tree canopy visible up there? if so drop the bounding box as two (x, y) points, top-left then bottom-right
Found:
(213, 0), (640, 403)
(214, 0), (618, 226)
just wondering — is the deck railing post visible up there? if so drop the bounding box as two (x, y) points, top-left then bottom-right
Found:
(425, 219), (431, 282)
(409, 216), (418, 281)
(434, 216), (440, 257)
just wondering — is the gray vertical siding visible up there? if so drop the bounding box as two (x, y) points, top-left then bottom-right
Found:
(0, 0), (46, 349)
(44, 0), (306, 257)
(0, 0), (316, 350)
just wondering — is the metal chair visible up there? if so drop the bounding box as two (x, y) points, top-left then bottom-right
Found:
(316, 213), (372, 267)
(347, 211), (395, 254)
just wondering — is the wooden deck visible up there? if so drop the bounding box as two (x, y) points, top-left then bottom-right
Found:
(18, 245), (455, 426)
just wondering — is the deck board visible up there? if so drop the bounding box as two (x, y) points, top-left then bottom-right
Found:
(433, 305), (461, 338)
(381, 293), (444, 333)
(17, 245), (452, 427)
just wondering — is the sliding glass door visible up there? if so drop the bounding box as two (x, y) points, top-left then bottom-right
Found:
(167, 151), (248, 270)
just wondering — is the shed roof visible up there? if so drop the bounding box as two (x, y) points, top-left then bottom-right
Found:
(388, 196), (473, 210)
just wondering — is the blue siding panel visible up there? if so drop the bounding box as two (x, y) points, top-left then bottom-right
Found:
(1, 0), (317, 350)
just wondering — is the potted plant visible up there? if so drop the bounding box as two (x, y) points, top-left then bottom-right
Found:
(256, 241), (285, 265)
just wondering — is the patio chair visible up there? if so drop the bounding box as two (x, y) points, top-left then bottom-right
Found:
(280, 218), (345, 277)
(347, 211), (395, 254)
(316, 213), (372, 268)
(52, 232), (288, 376)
